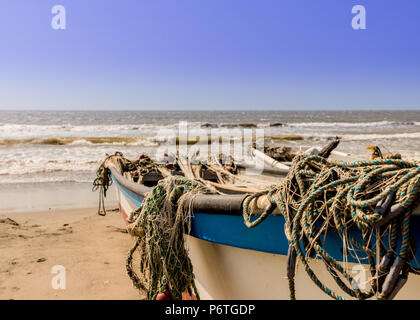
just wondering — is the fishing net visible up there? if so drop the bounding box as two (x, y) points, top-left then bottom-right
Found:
(125, 175), (219, 300)
(93, 153), (222, 299)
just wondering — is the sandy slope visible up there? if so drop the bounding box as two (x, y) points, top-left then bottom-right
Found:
(0, 208), (143, 299)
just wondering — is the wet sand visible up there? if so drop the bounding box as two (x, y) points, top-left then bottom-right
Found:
(0, 207), (143, 299)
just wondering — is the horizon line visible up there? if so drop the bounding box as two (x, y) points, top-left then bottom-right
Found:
(0, 108), (419, 112)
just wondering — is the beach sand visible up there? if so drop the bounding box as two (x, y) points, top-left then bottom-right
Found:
(0, 207), (143, 300)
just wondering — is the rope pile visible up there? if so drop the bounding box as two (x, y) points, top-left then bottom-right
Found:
(129, 154), (163, 183)
(93, 152), (171, 215)
(92, 152), (130, 216)
(125, 175), (219, 300)
(243, 155), (420, 300)
(263, 145), (297, 162)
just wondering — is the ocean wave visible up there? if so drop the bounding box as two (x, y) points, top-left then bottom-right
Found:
(0, 123), (183, 140)
(0, 123), (178, 132)
(202, 121), (420, 129)
(343, 132), (420, 141)
(1, 120), (417, 139)
(0, 137), (161, 147)
(1, 129), (419, 147)
(286, 121), (419, 128)
(306, 132), (420, 141)
(0, 134), (305, 146)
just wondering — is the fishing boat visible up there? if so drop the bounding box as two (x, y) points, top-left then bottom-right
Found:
(100, 148), (420, 300)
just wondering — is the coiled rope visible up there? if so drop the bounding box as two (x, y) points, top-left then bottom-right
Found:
(243, 155), (420, 300)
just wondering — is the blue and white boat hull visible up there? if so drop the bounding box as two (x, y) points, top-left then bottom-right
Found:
(112, 173), (420, 300)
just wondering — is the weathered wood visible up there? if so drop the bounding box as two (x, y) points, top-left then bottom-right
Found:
(318, 137), (341, 158)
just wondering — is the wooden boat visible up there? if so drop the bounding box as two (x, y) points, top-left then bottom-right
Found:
(107, 157), (420, 300)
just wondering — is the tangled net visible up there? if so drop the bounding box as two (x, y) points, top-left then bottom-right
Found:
(125, 175), (219, 300)
(243, 155), (420, 300)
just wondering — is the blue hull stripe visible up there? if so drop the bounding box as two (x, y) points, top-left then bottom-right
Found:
(113, 176), (420, 266)
(114, 179), (144, 208)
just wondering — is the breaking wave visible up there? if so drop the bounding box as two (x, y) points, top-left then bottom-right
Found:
(1, 120), (418, 139)
(306, 132), (420, 141)
(0, 137), (161, 147)
(285, 121), (420, 128)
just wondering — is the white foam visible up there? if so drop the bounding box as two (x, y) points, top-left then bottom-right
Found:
(287, 121), (418, 128)
(0, 123), (190, 140)
(305, 132), (420, 141)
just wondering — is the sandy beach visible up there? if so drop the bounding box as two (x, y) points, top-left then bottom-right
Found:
(0, 207), (143, 300)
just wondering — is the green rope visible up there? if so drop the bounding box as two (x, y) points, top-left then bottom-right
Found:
(243, 155), (420, 300)
(127, 176), (218, 300)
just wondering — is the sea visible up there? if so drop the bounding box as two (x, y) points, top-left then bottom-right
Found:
(0, 110), (419, 213)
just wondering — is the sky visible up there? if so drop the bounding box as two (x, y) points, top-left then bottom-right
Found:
(0, 0), (419, 111)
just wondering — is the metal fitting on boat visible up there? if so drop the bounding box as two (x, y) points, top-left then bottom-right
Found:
(373, 203), (407, 228)
(287, 244), (297, 279)
(375, 191), (395, 216)
(265, 202), (277, 215)
(381, 256), (406, 297)
(371, 254), (393, 293)
(386, 275), (408, 300)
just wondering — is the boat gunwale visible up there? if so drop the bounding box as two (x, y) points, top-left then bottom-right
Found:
(109, 166), (248, 216)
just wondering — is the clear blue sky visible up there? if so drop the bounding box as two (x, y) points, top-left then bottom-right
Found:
(0, 0), (419, 110)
